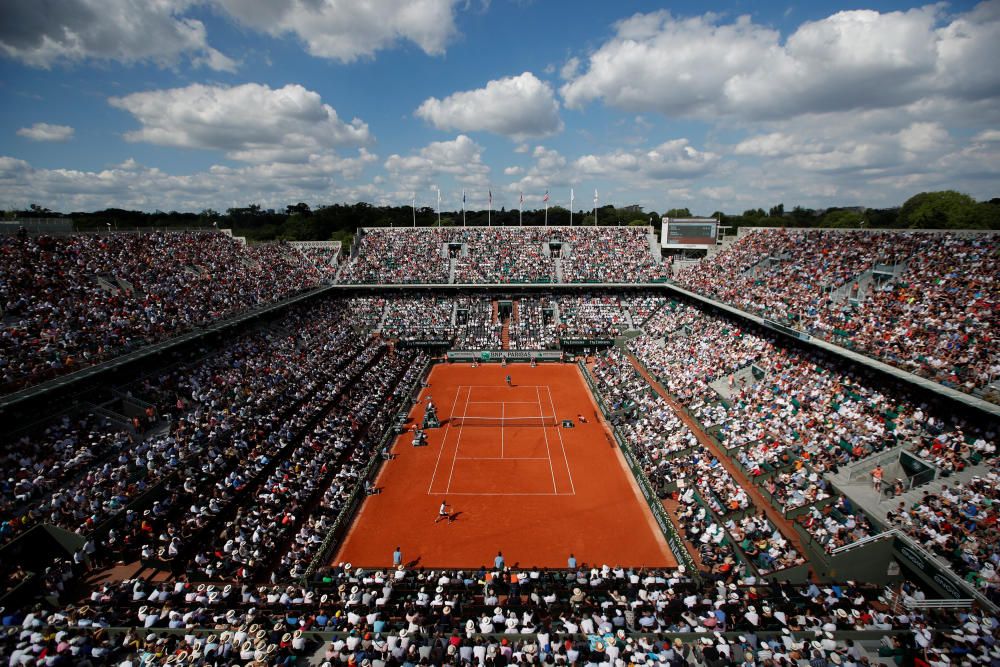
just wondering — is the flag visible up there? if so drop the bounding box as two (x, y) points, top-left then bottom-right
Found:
(489, 189), (492, 205)
(462, 189), (466, 205)
(570, 188), (574, 204)
(436, 187), (441, 205)
(594, 188), (599, 205)
(519, 192), (523, 205)
(543, 190), (549, 203)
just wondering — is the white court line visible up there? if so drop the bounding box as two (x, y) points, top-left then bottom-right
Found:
(426, 492), (576, 496)
(500, 402), (504, 458)
(443, 386), (473, 495)
(460, 385), (547, 388)
(546, 385), (577, 495)
(466, 401), (539, 404)
(455, 456), (551, 461)
(426, 384), (463, 494)
(536, 385), (558, 494)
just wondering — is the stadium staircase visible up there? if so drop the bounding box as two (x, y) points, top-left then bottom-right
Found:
(647, 230), (662, 263)
(554, 257), (564, 283)
(709, 365), (763, 401)
(830, 261), (909, 304)
(491, 300), (499, 324)
(376, 303), (390, 331)
(500, 317), (511, 350)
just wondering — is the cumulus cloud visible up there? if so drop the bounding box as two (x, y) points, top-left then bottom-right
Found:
(561, 3), (1000, 120)
(109, 83), (370, 163)
(415, 72), (563, 139)
(384, 135), (491, 193)
(16, 123), (75, 142)
(214, 0), (461, 62)
(574, 139), (720, 181)
(0, 0), (236, 71)
(0, 151), (378, 212)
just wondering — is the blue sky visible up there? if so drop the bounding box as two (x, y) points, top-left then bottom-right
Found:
(1, 0), (997, 214)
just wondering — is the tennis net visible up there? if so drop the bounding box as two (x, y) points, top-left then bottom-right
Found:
(450, 415), (558, 427)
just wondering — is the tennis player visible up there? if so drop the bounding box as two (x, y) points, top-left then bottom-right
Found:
(435, 500), (451, 523)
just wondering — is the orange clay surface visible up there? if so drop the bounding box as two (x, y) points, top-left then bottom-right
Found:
(333, 362), (675, 570)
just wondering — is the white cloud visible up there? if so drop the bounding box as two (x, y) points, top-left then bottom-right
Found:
(559, 56), (580, 80)
(0, 0), (236, 71)
(897, 121), (950, 154)
(0, 152), (378, 212)
(415, 72), (563, 139)
(974, 129), (1000, 142)
(109, 83), (370, 163)
(574, 139), (720, 180)
(561, 3), (1000, 120)
(384, 135), (491, 193)
(16, 123), (75, 142)
(214, 0), (461, 62)
(503, 166), (523, 176)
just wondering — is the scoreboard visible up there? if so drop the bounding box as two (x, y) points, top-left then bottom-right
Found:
(662, 218), (718, 248)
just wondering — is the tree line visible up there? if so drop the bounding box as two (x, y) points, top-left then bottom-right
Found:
(7, 191), (998, 248)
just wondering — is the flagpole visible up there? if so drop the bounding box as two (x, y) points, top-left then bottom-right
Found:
(412, 194), (416, 228)
(593, 188), (598, 226)
(519, 192), (523, 227)
(436, 187), (441, 227)
(570, 188), (574, 226)
(462, 190), (466, 227)
(488, 189), (492, 227)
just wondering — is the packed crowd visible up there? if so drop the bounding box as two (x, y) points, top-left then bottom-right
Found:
(381, 297), (456, 342)
(886, 470), (1000, 590)
(0, 299), (406, 561)
(561, 228), (667, 283)
(297, 245), (342, 280)
(626, 299), (987, 480)
(589, 348), (804, 578)
(338, 294), (656, 347)
(3, 561), (990, 667)
(581, 296), (999, 583)
(591, 348), (697, 461)
(799, 496), (878, 554)
(508, 298), (558, 350)
(0, 232), (324, 394)
(1, 413), (131, 530)
(339, 226), (665, 285)
(558, 296), (631, 338)
(674, 230), (999, 396)
(452, 229), (555, 284)
(340, 228), (449, 284)
(454, 298), (502, 350)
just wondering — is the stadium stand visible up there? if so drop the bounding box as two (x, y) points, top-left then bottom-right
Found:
(674, 229), (999, 397)
(0, 232), (323, 395)
(2, 225), (999, 667)
(338, 226), (665, 284)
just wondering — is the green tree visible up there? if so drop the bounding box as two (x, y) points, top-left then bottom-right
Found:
(769, 203), (785, 218)
(664, 208), (692, 218)
(898, 191), (980, 229)
(820, 209), (864, 228)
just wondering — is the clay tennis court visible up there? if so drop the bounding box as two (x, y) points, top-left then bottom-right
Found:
(333, 362), (675, 569)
